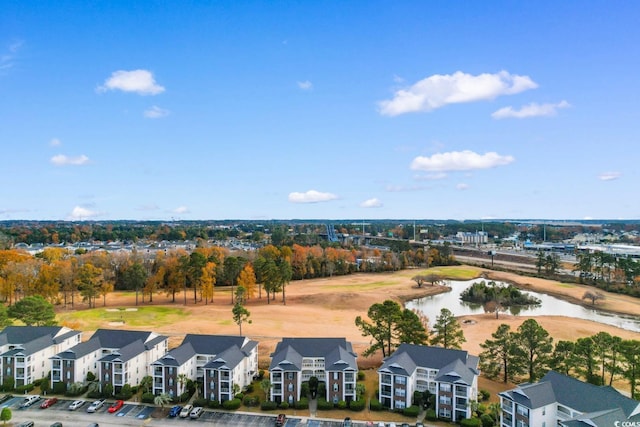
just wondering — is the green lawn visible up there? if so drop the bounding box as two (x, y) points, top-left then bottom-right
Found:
(57, 306), (188, 330)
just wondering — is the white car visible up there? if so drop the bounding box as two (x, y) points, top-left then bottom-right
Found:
(68, 400), (85, 411)
(19, 395), (40, 408)
(179, 404), (193, 418)
(87, 399), (105, 413)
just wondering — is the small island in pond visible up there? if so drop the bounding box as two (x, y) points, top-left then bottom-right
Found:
(460, 280), (541, 307)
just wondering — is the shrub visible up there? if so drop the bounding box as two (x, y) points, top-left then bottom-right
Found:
(208, 400), (221, 409)
(222, 398), (242, 410)
(243, 395), (260, 407)
(65, 382), (87, 397)
(403, 405), (420, 417)
(278, 402), (289, 410)
(87, 390), (102, 399)
(357, 371), (365, 381)
(425, 408), (437, 421)
(481, 413), (496, 427)
(130, 386), (138, 395)
(336, 400), (348, 410)
(317, 399), (333, 410)
(115, 384), (133, 401)
(349, 399), (365, 411)
(141, 393), (155, 404)
(369, 398), (383, 411)
(33, 379), (43, 387)
(234, 392), (244, 400)
(86, 372), (96, 382)
(1, 377), (14, 392)
(193, 398), (208, 408)
(300, 382), (310, 398)
(15, 384), (35, 394)
(294, 398), (309, 409)
(460, 418), (482, 427)
(244, 384), (254, 393)
(52, 382), (66, 395)
(260, 400), (278, 411)
(258, 370), (265, 379)
(479, 389), (490, 401)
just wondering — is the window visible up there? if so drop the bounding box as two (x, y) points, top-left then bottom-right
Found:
(333, 383), (338, 392)
(395, 376), (406, 385)
(395, 388), (405, 397)
(288, 395), (294, 404)
(333, 372), (339, 380)
(169, 378), (173, 386)
(169, 367), (173, 374)
(288, 384), (293, 392)
(439, 383), (451, 392)
(210, 381), (215, 389)
(516, 404), (529, 417)
(394, 400), (405, 409)
(66, 371), (70, 380)
(105, 373), (110, 381)
(287, 372), (294, 380)
(381, 374), (392, 384)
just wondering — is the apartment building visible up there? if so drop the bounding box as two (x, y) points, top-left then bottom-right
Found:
(269, 338), (358, 405)
(500, 371), (640, 427)
(0, 326), (81, 387)
(378, 343), (479, 422)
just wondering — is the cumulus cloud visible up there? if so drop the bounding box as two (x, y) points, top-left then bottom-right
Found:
(410, 150), (514, 172)
(68, 206), (100, 220)
(97, 69), (165, 95)
(378, 70), (538, 116)
(598, 172), (622, 181)
(492, 100), (571, 119)
(288, 190), (338, 203)
(144, 105), (170, 118)
(50, 154), (90, 166)
(360, 198), (383, 208)
(50, 138), (61, 147)
(297, 80), (313, 90)
(456, 183), (470, 190)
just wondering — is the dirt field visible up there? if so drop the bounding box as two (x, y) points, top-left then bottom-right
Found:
(57, 266), (640, 393)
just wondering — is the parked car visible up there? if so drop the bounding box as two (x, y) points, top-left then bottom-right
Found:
(343, 417), (352, 427)
(179, 404), (193, 418)
(87, 399), (106, 413)
(68, 400), (85, 411)
(40, 397), (58, 409)
(20, 395), (40, 408)
(16, 422), (34, 427)
(416, 423), (425, 427)
(168, 405), (182, 417)
(275, 413), (286, 426)
(107, 400), (124, 413)
(189, 407), (204, 419)
(50, 423), (62, 427)
(87, 424), (99, 427)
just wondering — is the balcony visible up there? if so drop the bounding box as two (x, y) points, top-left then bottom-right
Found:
(113, 368), (123, 374)
(51, 374), (61, 382)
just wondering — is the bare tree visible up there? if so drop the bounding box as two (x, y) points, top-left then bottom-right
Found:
(582, 291), (605, 306)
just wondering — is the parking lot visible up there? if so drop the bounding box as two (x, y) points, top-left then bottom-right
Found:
(5, 395), (381, 427)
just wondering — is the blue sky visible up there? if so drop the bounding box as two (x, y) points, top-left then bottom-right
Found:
(1, 1), (639, 221)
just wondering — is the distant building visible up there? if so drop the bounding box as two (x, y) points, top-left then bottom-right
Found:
(455, 231), (488, 245)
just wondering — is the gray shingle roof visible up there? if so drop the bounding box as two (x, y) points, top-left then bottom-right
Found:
(0, 326), (80, 356)
(378, 343), (478, 380)
(499, 380), (556, 409)
(100, 340), (146, 363)
(541, 371), (640, 418)
(53, 338), (102, 360)
(269, 338), (357, 371)
(182, 334), (250, 355)
(153, 342), (196, 367)
(203, 345), (246, 371)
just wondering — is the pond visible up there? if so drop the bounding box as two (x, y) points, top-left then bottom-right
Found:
(405, 279), (640, 333)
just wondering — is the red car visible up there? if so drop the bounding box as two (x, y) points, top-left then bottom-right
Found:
(107, 400), (124, 413)
(40, 397), (58, 409)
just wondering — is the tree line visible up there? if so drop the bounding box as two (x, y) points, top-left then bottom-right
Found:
(480, 320), (640, 398)
(0, 244), (458, 308)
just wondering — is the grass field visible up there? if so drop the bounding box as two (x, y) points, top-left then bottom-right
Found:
(57, 306), (188, 330)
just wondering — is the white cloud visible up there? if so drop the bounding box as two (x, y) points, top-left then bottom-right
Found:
(385, 184), (426, 192)
(288, 190), (338, 203)
(97, 69), (165, 95)
(378, 70), (538, 116)
(297, 80), (313, 90)
(173, 206), (190, 214)
(360, 198), (383, 208)
(411, 150), (514, 172)
(50, 154), (90, 166)
(144, 105), (170, 118)
(492, 100), (571, 119)
(456, 183), (470, 190)
(598, 172), (622, 181)
(68, 206), (100, 220)
(0, 40), (23, 71)
(50, 138), (61, 147)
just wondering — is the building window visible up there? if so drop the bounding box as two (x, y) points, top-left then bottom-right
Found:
(395, 376), (406, 385)
(66, 372), (70, 380)
(105, 374), (110, 382)
(210, 381), (215, 389)
(169, 378), (173, 386)
(439, 383), (451, 392)
(333, 383), (338, 392)
(395, 400), (405, 409)
(288, 395), (293, 404)
(287, 372), (293, 380)
(333, 372), (339, 380)
(287, 384), (293, 392)
(169, 367), (173, 374)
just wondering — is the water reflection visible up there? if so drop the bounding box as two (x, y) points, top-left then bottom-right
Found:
(405, 279), (640, 332)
